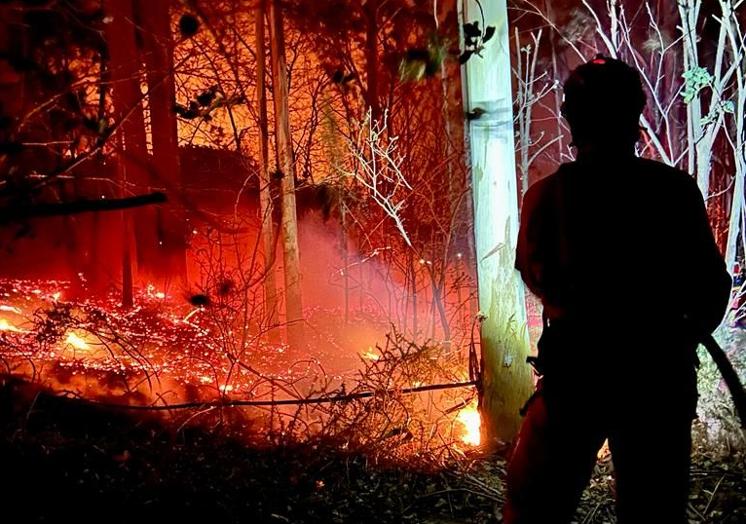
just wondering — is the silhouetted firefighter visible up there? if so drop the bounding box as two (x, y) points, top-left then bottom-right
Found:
(505, 56), (733, 524)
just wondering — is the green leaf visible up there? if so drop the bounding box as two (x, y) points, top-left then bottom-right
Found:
(681, 66), (713, 103)
(463, 21), (481, 39)
(459, 50), (474, 64)
(483, 25), (496, 43)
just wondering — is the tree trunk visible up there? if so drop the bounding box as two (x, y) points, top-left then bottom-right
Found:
(255, 0), (280, 343)
(138, 0), (187, 286)
(545, 0), (564, 163)
(117, 135), (134, 308)
(365, 0), (380, 120)
(104, 0), (149, 295)
(268, 0), (304, 350)
(679, 0), (712, 198)
(341, 200), (350, 325)
(724, 0), (745, 272)
(459, 0), (533, 443)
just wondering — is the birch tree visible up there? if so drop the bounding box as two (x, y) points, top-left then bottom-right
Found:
(460, 0), (533, 442)
(720, 0), (746, 273)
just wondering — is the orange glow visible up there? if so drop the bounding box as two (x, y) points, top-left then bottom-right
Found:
(0, 305), (22, 313)
(145, 283), (166, 300)
(64, 332), (90, 351)
(0, 278), (479, 459)
(597, 439), (610, 460)
(0, 318), (23, 332)
(361, 348), (380, 361)
(456, 400), (481, 446)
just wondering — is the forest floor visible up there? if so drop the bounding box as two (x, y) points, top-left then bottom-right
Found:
(1, 373), (745, 524)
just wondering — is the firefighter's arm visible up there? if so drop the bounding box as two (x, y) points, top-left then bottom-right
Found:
(681, 177), (733, 336)
(515, 180), (549, 298)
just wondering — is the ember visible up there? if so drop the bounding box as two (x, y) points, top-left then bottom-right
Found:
(1, 0), (744, 521)
(0, 278), (480, 458)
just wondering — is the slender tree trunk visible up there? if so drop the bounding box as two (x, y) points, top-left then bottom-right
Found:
(255, 0), (280, 343)
(545, 0), (564, 163)
(429, 271), (451, 344)
(726, 167), (745, 271)
(365, 0), (380, 120)
(723, 0), (745, 272)
(268, 0), (304, 349)
(514, 28), (530, 196)
(104, 0), (149, 294)
(410, 255), (418, 341)
(679, 0), (712, 197)
(117, 135), (134, 308)
(459, 0), (533, 443)
(341, 201), (350, 324)
(139, 0), (187, 286)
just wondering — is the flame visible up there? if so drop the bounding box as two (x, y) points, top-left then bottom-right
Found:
(0, 305), (22, 314)
(456, 400), (481, 446)
(64, 332), (90, 350)
(0, 318), (23, 333)
(361, 348), (380, 361)
(597, 439), (610, 460)
(145, 283), (166, 300)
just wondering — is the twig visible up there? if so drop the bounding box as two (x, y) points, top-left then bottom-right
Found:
(84, 379), (480, 412)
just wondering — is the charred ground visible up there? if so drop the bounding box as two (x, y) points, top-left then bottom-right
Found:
(1, 376), (744, 524)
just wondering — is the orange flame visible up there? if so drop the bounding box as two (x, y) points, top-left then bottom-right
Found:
(361, 348), (380, 361)
(64, 332), (90, 351)
(0, 318), (23, 333)
(456, 400), (481, 446)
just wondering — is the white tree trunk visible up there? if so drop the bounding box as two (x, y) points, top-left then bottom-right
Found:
(460, 0), (533, 442)
(679, 0), (712, 198)
(723, 0), (745, 272)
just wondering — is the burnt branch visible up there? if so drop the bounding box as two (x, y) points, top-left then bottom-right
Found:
(0, 191), (166, 224)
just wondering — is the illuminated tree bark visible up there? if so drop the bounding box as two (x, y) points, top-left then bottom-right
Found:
(365, 0), (380, 121)
(104, 0), (149, 298)
(139, 0), (187, 285)
(679, 0), (711, 198)
(268, 0), (304, 349)
(255, 0), (280, 343)
(460, 0), (533, 442)
(722, 0), (745, 272)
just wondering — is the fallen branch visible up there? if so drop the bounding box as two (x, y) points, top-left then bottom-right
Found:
(84, 379), (480, 412)
(0, 192), (167, 223)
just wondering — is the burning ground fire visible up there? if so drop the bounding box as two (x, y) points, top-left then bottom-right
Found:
(0, 279), (482, 451)
(456, 399), (481, 446)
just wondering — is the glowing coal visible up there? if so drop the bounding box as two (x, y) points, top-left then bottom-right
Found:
(0, 278), (479, 458)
